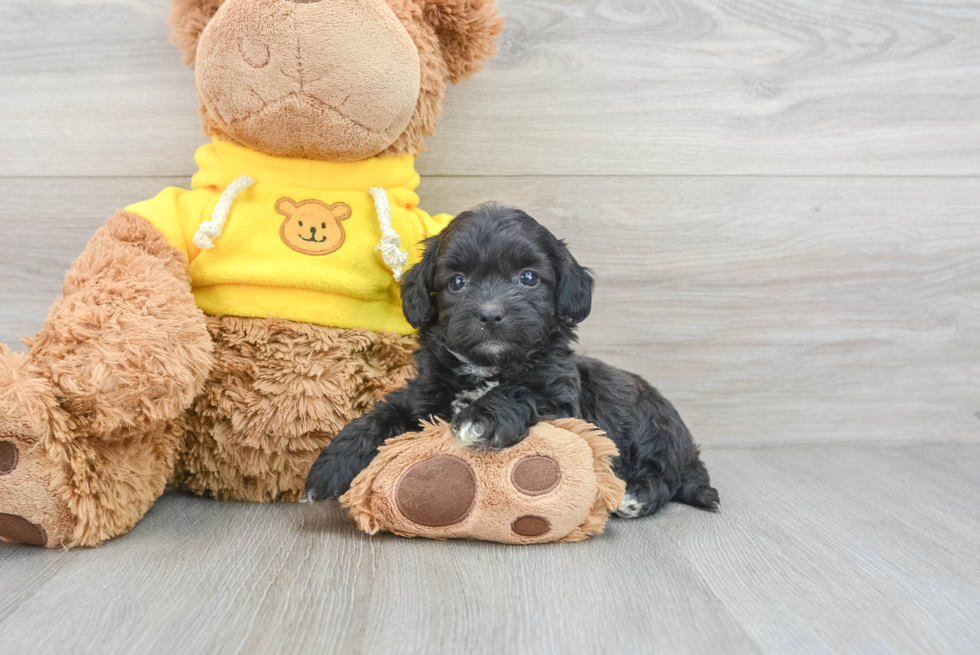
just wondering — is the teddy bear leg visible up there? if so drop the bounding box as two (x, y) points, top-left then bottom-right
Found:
(174, 317), (415, 503)
(0, 211), (213, 547)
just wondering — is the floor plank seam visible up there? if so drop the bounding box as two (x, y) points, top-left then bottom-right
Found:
(704, 440), (980, 451)
(2, 174), (980, 181)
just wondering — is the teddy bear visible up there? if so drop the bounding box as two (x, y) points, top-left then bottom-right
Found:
(0, 0), (505, 548)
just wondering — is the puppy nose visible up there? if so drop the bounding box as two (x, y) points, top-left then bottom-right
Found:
(478, 305), (505, 327)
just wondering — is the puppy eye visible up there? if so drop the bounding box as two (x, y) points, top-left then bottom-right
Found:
(519, 270), (539, 287)
(449, 274), (466, 291)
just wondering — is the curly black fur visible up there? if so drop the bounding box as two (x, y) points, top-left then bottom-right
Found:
(305, 204), (719, 518)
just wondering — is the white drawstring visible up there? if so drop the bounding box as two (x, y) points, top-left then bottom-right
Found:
(193, 175), (256, 250)
(368, 187), (409, 282)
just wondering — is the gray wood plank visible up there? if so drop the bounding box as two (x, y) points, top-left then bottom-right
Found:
(2, 175), (975, 446)
(1, 443), (978, 654)
(683, 444), (980, 655)
(2, 0), (979, 177)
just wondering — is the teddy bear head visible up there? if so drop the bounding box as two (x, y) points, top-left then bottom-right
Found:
(170, 0), (503, 162)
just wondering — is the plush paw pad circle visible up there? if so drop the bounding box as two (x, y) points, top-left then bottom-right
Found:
(341, 419), (625, 544)
(511, 455), (561, 496)
(0, 440), (18, 475)
(511, 515), (551, 537)
(395, 455), (476, 527)
(0, 513), (48, 547)
(0, 425), (74, 548)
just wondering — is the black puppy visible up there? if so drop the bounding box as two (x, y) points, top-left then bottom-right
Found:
(305, 204), (719, 518)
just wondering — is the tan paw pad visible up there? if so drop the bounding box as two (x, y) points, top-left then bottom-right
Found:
(511, 455), (561, 496)
(0, 513), (48, 546)
(0, 440), (18, 475)
(395, 455), (476, 527)
(511, 515), (551, 537)
(0, 433), (75, 548)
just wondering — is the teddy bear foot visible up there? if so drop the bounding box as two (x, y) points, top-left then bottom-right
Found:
(0, 432), (74, 548)
(340, 418), (626, 544)
(0, 348), (75, 548)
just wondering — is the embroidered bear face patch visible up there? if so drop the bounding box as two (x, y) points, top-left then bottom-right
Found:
(275, 198), (352, 256)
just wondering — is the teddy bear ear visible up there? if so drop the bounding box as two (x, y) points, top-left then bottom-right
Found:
(169, 0), (226, 66)
(418, 0), (506, 84)
(275, 197), (298, 216)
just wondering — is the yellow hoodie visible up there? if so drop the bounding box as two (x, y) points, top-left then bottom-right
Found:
(127, 141), (451, 335)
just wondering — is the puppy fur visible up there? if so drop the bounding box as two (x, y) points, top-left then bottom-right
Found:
(305, 204), (719, 518)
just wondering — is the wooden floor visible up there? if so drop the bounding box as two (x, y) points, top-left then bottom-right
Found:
(1, 0), (979, 653)
(2, 444), (978, 655)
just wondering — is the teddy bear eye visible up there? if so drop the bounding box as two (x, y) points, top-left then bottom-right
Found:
(321, 222), (326, 229)
(298, 221), (303, 227)
(449, 274), (466, 292)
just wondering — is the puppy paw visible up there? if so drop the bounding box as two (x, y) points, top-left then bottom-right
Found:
(304, 449), (361, 502)
(615, 493), (645, 518)
(451, 406), (527, 451)
(451, 418), (485, 448)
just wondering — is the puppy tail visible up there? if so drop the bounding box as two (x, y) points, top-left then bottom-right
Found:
(676, 457), (720, 511)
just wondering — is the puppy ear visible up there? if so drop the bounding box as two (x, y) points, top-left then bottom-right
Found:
(418, 0), (506, 84)
(401, 234), (443, 328)
(549, 237), (594, 326)
(169, 0), (225, 66)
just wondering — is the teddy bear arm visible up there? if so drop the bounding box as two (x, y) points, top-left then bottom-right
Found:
(26, 209), (214, 436)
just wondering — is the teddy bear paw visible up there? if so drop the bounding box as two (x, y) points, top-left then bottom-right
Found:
(0, 349), (75, 548)
(0, 437), (45, 545)
(384, 450), (566, 541)
(0, 427), (75, 548)
(341, 420), (625, 544)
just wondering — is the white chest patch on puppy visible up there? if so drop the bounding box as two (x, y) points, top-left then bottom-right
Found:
(449, 350), (499, 380)
(451, 380), (499, 416)
(448, 350), (500, 416)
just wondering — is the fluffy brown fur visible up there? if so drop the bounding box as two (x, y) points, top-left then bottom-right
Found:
(175, 317), (416, 502)
(1, 211), (211, 547)
(379, 0), (504, 157)
(420, 0), (504, 84)
(0, 347), (75, 547)
(0, 216), (419, 547)
(26, 211), (214, 438)
(169, 0), (225, 66)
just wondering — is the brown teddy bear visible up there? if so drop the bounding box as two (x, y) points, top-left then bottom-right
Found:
(0, 0), (504, 548)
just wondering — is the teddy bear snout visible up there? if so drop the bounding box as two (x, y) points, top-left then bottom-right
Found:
(195, 0), (421, 161)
